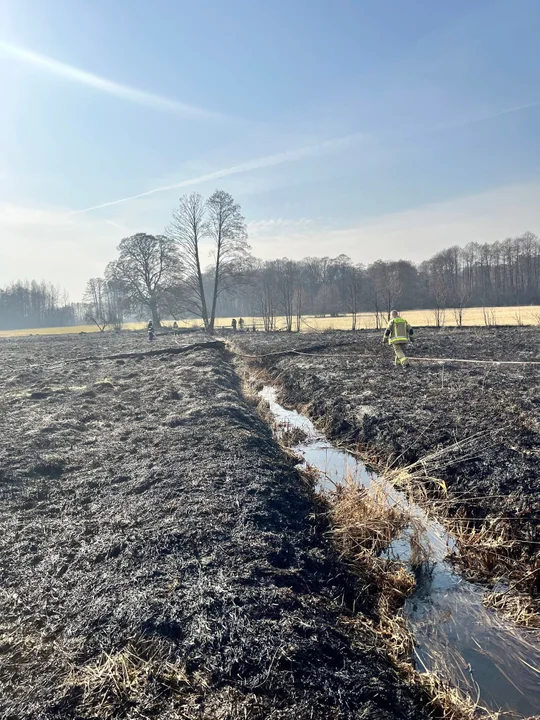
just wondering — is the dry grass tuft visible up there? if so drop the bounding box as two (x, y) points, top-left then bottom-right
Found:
(327, 477), (419, 624)
(411, 670), (498, 720)
(330, 478), (409, 555)
(484, 589), (540, 628)
(279, 423), (309, 447)
(443, 517), (539, 626)
(66, 637), (197, 718)
(447, 517), (516, 575)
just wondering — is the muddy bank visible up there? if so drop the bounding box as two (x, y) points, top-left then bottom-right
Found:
(0, 334), (426, 719)
(234, 328), (540, 598)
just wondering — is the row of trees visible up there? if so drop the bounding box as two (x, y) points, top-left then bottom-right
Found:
(84, 193), (540, 331)
(4, 191), (539, 332)
(0, 281), (76, 330)
(225, 237), (540, 330)
(423, 233), (540, 322)
(86, 226), (540, 333)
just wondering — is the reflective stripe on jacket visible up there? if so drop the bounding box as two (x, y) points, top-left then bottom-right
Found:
(386, 317), (410, 344)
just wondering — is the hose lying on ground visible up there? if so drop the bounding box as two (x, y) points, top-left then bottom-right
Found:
(231, 345), (540, 366)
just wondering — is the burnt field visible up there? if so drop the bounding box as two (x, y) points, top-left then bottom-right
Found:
(0, 332), (428, 720)
(234, 327), (540, 600)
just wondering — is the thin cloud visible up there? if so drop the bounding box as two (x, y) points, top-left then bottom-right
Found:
(71, 134), (362, 214)
(0, 40), (223, 120)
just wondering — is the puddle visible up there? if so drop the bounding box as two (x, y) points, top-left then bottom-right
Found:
(261, 386), (540, 718)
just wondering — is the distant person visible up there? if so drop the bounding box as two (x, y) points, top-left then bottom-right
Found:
(147, 320), (155, 342)
(172, 321), (179, 335)
(231, 318), (237, 331)
(238, 317), (245, 330)
(383, 310), (413, 369)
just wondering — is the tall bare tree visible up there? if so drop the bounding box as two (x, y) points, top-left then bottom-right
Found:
(83, 278), (110, 331)
(275, 259), (298, 331)
(258, 261), (278, 331)
(167, 193), (210, 330)
(83, 278), (126, 331)
(206, 190), (250, 332)
(430, 273), (447, 328)
(343, 264), (363, 330)
(105, 279), (127, 330)
(107, 233), (182, 327)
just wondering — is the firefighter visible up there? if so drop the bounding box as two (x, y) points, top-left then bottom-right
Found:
(383, 310), (413, 368)
(231, 318), (237, 331)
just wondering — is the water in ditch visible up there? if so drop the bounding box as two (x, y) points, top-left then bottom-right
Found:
(260, 386), (540, 718)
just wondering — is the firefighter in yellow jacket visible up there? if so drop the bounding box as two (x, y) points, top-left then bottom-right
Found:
(383, 310), (414, 368)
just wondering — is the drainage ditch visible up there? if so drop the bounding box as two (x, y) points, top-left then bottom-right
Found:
(260, 386), (540, 718)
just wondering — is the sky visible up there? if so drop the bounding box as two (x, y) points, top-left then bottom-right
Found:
(1, 0), (540, 300)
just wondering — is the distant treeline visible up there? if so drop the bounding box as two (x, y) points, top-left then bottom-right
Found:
(3, 225), (540, 331)
(215, 232), (540, 328)
(0, 281), (78, 331)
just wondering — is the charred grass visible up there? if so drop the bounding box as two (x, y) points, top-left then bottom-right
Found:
(0, 333), (431, 719)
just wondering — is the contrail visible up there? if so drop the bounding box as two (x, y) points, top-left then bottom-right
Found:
(484, 100), (540, 120)
(71, 134), (361, 214)
(0, 41), (223, 120)
(431, 100), (540, 134)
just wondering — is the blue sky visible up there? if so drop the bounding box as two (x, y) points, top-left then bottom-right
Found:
(1, 0), (540, 299)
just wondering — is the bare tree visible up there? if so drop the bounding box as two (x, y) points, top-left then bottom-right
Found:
(365, 270), (384, 329)
(294, 285), (304, 332)
(275, 259), (298, 331)
(105, 279), (127, 331)
(385, 269), (403, 319)
(452, 286), (470, 328)
(108, 233), (183, 327)
(84, 278), (126, 332)
(258, 261), (278, 331)
(344, 264), (363, 330)
(367, 261), (402, 325)
(482, 306), (497, 327)
(206, 190), (250, 332)
(83, 278), (110, 332)
(430, 273), (447, 328)
(168, 193), (210, 330)
(168, 190), (250, 333)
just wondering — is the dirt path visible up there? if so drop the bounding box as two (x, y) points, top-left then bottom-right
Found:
(0, 333), (426, 719)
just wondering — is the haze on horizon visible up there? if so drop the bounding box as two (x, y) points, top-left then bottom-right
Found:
(1, 0), (540, 301)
